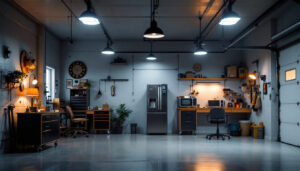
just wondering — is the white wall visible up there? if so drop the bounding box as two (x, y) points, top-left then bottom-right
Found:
(61, 40), (245, 134)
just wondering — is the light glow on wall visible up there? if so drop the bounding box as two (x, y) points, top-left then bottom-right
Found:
(193, 83), (224, 107)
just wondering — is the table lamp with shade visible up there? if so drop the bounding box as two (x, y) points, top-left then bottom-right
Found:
(26, 88), (39, 112)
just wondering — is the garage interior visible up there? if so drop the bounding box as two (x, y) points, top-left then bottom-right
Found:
(0, 0), (300, 170)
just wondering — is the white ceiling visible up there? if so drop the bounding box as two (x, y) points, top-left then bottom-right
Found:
(13, 0), (277, 41)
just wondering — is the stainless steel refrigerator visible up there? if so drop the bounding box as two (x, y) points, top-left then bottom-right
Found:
(147, 84), (168, 134)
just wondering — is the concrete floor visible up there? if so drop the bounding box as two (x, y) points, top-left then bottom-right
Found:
(1, 135), (300, 171)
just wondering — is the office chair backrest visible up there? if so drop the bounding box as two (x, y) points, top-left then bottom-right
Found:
(66, 106), (74, 120)
(210, 108), (225, 121)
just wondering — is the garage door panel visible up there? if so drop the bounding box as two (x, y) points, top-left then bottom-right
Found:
(280, 106), (300, 123)
(279, 84), (300, 102)
(280, 123), (300, 146)
(279, 42), (300, 146)
(279, 63), (299, 83)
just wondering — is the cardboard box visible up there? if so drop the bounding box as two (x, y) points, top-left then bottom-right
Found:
(238, 68), (248, 79)
(227, 65), (237, 78)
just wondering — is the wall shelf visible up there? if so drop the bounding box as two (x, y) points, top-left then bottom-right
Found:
(100, 79), (129, 82)
(178, 78), (244, 81)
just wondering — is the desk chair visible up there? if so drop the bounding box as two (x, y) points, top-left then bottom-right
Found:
(66, 106), (89, 138)
(206, 108), (230, 140)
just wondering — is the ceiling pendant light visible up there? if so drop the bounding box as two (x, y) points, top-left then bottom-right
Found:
(101, 41), (115, 55)
(219, 0), (240, 26)
(194, 45), (207, 55)
(144, 0), (165, 39)
(194, 15), (207, 56)
(146, 54), (157, 61)
(146, 41), (157, 60)
(79, 0), (100, 25)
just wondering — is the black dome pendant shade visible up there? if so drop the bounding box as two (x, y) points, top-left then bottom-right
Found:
(144, 20), (165, 39)
(143, 0), (165, 39)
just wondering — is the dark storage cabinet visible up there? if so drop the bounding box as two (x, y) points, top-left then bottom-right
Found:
(70, 88), (90, 111)
(94, 110), (110, 132)
(17, 112), (60, 150)
(178, 109), (197, 134)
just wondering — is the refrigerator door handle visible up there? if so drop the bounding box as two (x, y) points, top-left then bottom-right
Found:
(159, 86), (162, 111)
(157, 87), (160, 111)
(158, 86), (160, 111)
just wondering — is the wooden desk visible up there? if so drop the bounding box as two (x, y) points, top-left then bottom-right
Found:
(17, 112), (60, 151)
(178, 107), (251, 133)
(86, 109), (111, 133)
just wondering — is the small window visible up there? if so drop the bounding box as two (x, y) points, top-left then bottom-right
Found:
(285, 68), (296, 82)
(46, 66), (55, 101)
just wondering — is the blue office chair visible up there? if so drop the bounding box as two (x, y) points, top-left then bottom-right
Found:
(206, 108), (230, 140)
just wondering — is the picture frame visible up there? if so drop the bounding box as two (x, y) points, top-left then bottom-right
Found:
(73, 79), (80, 87)
(79, 79), (88, 87)
(285, 68), (296, 82)
(66, 79), (73, 89)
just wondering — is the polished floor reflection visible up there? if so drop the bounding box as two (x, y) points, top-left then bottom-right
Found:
(1, 135), (300, 171)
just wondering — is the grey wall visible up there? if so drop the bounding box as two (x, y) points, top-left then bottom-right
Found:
(61, 40), (245, 134)
(242, 0), (300, 140)
(45, 31), (62, 100)
(0, 1), (61, 144)
(0, 0), (38, 143)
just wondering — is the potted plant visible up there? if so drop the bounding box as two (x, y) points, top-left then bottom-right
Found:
(112, 104), (132, 134)
(4, 70), (27, 88)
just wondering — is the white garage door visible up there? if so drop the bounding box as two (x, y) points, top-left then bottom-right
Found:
(279, 43), (300, 146)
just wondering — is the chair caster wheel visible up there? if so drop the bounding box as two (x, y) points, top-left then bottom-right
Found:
(222, 137), (225, 141)
(86, 135), (89, 138)
(54, 141), (58, 147)
(73, 136), (76, 138)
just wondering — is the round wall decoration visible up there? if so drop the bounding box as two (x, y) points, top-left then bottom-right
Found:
(68, 61), (87, 79)
(20, 50), (36, 74)
(193, 63), (201, 72)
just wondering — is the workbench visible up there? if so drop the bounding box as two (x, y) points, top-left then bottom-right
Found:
(178, 107), (251, 134)
(73, 109), (111, 133)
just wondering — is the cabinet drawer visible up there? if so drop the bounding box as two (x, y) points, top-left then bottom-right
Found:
(94, 121), (109, 129)
(42, 121), (59, 131)
(42, 114), (59, 121)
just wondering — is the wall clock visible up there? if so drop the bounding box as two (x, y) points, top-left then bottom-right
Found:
(68, 61), (87, 79)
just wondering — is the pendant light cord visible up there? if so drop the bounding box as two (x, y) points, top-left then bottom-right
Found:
(198, 13), (202, 46)
(150, 40), (153, 54)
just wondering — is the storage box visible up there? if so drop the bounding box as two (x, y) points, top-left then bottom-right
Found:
(227, 65), (237, 78)
(238, 68), (248, 79)
(185, 72), (195, 78)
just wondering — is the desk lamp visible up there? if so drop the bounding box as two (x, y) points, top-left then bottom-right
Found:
(26, 88), (39, 112)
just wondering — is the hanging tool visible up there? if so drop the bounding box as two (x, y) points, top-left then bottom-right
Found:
(111, 81), (116, 96)
(97, 79), (102, 97)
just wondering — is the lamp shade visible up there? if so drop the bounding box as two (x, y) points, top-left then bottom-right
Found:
(79, 10), (100, 25)
(26, 88), (39, 96)
(194, 45), (207, 56)
(219, 10), (240, 25)
(144, 20), (165, 39)
(146, 53), (157, 61)
(101, 46), (115, 55)
(248, 72), (257, 80)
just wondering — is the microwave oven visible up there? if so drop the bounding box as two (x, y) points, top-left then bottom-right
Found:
(208, 100), (225, 107)
(177, 96), (197, 107)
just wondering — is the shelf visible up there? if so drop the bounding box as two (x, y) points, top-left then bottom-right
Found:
(178, 78), (244, 81)
(101, 79), (129, 82)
